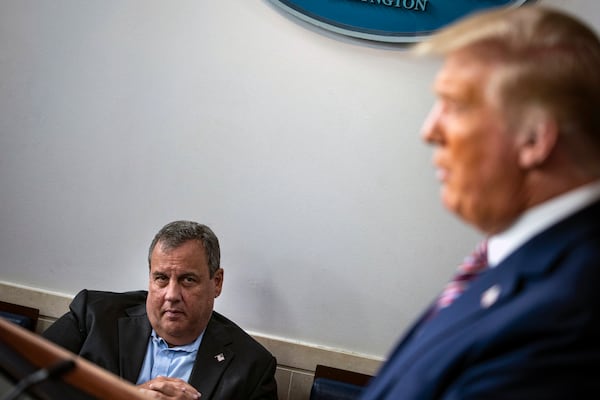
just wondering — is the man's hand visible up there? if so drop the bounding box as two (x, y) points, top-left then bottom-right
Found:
(137, 376), (201, 399)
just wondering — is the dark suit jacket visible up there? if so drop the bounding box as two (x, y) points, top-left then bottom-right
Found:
(43, 290), (278, 400)
(361, 200), (600, 400)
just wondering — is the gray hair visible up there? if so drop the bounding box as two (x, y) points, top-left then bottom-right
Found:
(148, 220), (221, 277)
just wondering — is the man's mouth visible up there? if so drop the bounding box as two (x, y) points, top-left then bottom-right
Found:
(435, 167), (448, 183)
(163, 309), (184, 318)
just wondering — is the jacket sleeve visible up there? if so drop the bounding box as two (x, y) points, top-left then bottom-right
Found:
(248, 354), (278, 400)
(42, 289), (90, 354)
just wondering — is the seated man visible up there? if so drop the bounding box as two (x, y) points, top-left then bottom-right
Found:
(43, 220), (278, 400)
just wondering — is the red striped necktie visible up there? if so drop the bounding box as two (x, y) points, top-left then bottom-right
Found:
(433, 240), (489, 313)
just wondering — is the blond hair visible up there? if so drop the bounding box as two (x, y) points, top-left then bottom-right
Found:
(415, 6), (600, 174)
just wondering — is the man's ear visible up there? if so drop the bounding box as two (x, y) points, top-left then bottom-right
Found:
(213, 268), (224, 298)
(517, 110), (558, 169)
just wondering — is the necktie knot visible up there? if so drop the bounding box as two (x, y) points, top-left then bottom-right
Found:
(457, 239), (488, 274)
(434, 240), (488, 312)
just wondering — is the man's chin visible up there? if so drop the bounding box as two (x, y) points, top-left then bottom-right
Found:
(441, 192), (459, 214)
(159, 324), (186, 338)
(158, 318), (188, 337)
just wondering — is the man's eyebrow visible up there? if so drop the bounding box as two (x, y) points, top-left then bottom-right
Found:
(178, 272), (199, 278)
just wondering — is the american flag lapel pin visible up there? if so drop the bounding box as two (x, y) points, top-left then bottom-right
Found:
(481, 284), (501, 309)
(215, 353), (225, 362)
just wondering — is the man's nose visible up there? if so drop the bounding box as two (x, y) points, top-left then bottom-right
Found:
(165, 280), (183, 301)
(420, 102), (443, 145)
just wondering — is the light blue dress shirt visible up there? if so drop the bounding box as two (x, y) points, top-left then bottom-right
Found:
(136, 329), (204, 384)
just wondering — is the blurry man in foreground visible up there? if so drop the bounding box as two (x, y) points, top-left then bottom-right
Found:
(362, 6), (600, 399)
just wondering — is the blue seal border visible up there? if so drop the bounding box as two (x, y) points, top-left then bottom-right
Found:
(269, 0), (535, 43)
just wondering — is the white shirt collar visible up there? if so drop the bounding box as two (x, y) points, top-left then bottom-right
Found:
(487, 180), (600, 267)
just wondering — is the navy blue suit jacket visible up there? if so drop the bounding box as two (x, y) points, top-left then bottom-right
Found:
(43, 290), (278, 400)
(361, 200), (600, 399)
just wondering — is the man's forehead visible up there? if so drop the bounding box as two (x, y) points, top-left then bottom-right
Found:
(154, 239), (206, 256)
(150, 262), (205, 276)
(434, 52), (495, 98)
(158, 238), (203, 249)
(150, 242), (208, 268)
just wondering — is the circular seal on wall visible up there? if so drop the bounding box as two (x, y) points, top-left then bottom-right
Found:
(269, 0), (535, 43)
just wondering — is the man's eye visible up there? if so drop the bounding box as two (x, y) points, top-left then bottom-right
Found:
(155, 275), (168, 282)
(183, 276), (196, 285)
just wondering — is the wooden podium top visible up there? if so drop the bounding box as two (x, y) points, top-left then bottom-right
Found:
(0, 317), (149, 400)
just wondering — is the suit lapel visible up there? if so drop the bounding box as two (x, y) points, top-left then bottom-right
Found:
(118, 303), (151, 382)
(188, 313), (234, 399)
(365, 201), (600, 399)
(414, 230), (569, 351)
(395, 200), (600, 368)
(427, 202), (600, 336)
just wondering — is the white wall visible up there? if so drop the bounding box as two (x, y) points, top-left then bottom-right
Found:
(1, 0), (598, 359)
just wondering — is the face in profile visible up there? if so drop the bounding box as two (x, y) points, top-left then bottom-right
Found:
(146, 239), (223, 346)
(420, 49), (526, 233)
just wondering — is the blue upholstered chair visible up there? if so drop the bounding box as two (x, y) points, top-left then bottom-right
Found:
(0, 301), (39, 332)
(309, 364), (371, 400)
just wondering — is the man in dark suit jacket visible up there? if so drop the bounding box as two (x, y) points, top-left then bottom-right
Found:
(361, 6), (600, 400)
(43, 221), (277, 400)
